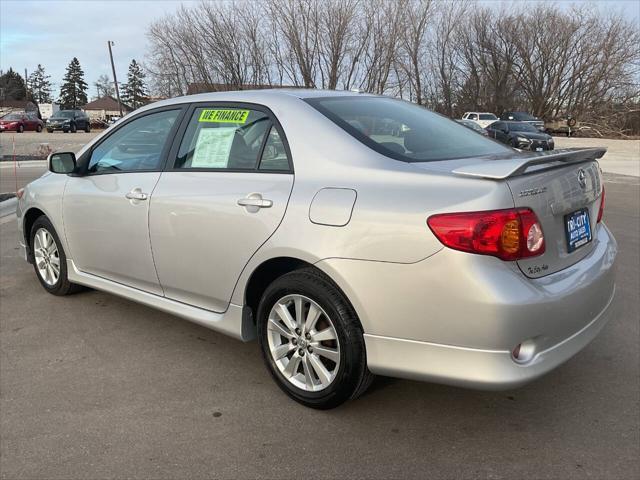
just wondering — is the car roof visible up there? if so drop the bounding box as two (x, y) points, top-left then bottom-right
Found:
(161, 88), (369, 104)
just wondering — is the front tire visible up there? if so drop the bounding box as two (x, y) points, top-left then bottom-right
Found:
(257, 267), (373, 409)
(70, 123), (77, 133)
(17, 124), (24, 133)
(30, 216), (83, 296)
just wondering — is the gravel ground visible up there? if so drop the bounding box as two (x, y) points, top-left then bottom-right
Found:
(0, 131), (101, 160)
(553, 136), (640, 177)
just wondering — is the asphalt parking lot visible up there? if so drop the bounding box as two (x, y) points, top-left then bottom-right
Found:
(0, 177), (638, 479)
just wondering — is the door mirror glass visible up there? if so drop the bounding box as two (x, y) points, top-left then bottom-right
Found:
(49, 152), (76, 174)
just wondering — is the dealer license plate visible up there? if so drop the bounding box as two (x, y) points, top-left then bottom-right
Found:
(565, 208), (592, 253)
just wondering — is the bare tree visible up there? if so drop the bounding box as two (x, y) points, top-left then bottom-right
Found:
(144, 0), (640, 135)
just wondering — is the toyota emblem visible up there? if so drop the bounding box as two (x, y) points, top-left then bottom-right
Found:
(577, 169), (587, 189)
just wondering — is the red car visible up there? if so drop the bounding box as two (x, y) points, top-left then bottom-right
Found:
(0, 112), (44, 133)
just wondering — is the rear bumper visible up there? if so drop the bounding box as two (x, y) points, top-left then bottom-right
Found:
(317, 223), (617, 389)
(363, 285), (616, 389)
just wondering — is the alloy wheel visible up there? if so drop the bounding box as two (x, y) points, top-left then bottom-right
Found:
(33, 228), (60, 286)
(267, 294), (340, 392)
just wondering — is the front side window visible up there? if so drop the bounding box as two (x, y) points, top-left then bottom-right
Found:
(88, 109), (179, 173)
(175, 107), (272, 170)
(306, 97), (511, 162)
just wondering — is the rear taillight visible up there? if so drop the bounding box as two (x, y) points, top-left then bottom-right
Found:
(597, 186), (605, 223)
(427, 208), (545, 261)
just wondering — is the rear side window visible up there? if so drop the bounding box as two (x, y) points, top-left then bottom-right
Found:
(259, 127), (289, 171)
(175, 107), (273, 170)
(479, 113), (497, 120)
(306, 97), (511, 162)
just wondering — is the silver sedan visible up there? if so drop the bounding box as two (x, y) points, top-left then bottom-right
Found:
(16, 90), (617, 409)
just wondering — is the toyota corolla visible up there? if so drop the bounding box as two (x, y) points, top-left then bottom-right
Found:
(16, 90), (617, 409)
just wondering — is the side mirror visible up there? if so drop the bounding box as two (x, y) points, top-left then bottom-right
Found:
(48, 152), (76, 174)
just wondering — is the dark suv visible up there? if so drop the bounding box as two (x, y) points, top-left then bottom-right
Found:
(46, 110), (91, 133)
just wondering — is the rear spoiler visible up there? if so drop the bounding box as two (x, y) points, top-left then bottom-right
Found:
(452, 148), (606, 180)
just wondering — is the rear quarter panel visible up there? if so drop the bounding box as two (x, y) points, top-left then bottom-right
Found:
(230, 100), (516, 304)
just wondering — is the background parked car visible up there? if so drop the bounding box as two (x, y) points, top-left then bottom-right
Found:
(545, 116), (579, 136)
(461, 112), (498, 128)
(455, 119), (489, 136)
(0, 112), (44, 133)
(486, 120), (554, 151)
(500, 111), (545, 131)
(46, 110), (91, 133)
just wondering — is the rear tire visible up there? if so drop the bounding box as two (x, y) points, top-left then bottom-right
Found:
(257, 267), (373, 409)
(36, 124), (42, 132)
(84, 123), (91, 133)
(29, 216), (83, 296)
(47, 129), (53, 133)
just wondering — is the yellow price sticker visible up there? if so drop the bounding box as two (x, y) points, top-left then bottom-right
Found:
(198, 109), (250, 123)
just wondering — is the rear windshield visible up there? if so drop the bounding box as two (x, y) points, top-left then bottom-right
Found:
(479, 113), (497, 120)
(305, 96), (510, 162)
(56, 111), (75, 118)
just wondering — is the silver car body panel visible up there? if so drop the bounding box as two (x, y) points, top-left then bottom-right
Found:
(16, 89), (617, 390)
(149, 171), (294, 312)
(62, 172), (164, 295)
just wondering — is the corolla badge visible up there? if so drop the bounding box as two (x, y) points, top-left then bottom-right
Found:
(577, 169), (587, 189)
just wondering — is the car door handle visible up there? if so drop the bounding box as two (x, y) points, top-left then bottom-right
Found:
(237, 195), (273, 209)
(125, 189), (148, 201)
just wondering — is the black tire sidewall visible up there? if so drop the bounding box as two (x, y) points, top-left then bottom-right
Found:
(18, 124), (24, 133)
(30, 217), (71, 295)
(257, 269), (366, 409)
(70, 123), (76, 133)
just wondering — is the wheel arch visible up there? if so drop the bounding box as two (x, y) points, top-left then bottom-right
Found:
(23, 207), (47, 244)
(242, 256), (362, 333)
(244, 256), (311, 326)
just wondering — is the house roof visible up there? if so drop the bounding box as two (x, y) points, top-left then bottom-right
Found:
(0, 99), (38, 110)
(83, 96), (132, 112)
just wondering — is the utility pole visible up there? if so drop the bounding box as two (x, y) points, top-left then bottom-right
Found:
(108, 41), (123, 116)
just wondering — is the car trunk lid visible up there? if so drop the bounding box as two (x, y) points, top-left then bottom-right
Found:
(450, 148), (605, 278)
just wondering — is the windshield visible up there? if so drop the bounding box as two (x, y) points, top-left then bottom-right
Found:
(479, 113), (497, 120)
(306, 96), (510, 162)
(508, 122), (539, 133)
(2, 113), (22, 120)
(55, 111), (75, 118)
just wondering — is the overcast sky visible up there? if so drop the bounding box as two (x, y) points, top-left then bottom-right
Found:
(1, 0), (638, 100)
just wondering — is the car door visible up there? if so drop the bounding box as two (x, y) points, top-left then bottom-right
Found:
(62, 106), (185, 294)
(488, 121), (506, 142)
(149, 104), (294, 312)
(25, 114), (35, 130)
